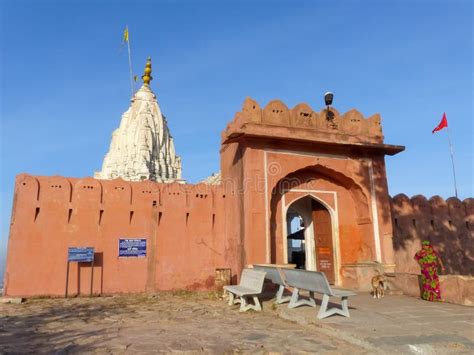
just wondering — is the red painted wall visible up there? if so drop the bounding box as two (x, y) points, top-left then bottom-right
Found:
(5, 97), (411, 296)
(4, 175), (241, 297)
(391, 194), (473, 275)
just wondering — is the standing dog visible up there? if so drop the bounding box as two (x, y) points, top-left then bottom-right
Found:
(371, 261), (386, 299)
(371, 274), (385, 299)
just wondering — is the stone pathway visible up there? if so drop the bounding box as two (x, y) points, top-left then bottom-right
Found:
(0, 292), (364, 354)
(274, 292), (474, 354)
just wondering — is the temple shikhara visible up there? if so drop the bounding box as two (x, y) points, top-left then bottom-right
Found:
(3, 59), (473, 305)
(95, 58), (182, 182)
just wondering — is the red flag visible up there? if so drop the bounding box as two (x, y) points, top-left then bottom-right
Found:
(432, 113), (448, 133)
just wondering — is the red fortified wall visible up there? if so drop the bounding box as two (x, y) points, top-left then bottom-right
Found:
(6, 97), (473, 300)
(4, 174), (242, 297)
(391, 194), (473, 275)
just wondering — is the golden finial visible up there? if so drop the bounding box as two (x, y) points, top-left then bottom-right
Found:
(141, 57), (153, 85)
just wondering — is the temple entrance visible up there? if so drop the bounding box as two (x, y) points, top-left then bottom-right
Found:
(285, 195), (336, 284)
(312, 200), (335, 284)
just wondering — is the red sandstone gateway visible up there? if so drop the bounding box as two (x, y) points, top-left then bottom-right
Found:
(4, 96), (410, 296)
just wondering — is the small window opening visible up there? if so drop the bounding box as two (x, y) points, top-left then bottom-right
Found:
(99, 209), (104, 226)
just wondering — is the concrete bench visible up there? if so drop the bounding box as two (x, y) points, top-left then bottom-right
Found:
(280, 268), (356, 319)
(223, 269), (266, 312)
(253, 265), (291, 304)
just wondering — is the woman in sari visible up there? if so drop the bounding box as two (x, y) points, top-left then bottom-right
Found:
(414, 241), (445, 301)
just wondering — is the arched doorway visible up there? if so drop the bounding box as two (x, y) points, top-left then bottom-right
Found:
(285, 195), (336, 284)
(286, 211), (306, 269)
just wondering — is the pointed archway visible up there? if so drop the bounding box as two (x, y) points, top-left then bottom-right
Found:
(268, 164), (375, 286)
(283, 194), (337, 284)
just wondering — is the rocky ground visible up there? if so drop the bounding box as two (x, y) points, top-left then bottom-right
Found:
(0, 292), (364, 354)
(0, 291), (472, 354)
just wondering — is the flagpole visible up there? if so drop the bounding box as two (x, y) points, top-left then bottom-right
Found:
(126, 26), (134, 97)
(446, 125), (459, 198)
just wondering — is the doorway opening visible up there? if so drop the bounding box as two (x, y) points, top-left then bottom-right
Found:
(286, 212), (306, 269)
(285, 195), (336, 284)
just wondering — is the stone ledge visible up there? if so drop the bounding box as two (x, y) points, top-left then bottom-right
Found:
(389, 273), (474, 306)
(0, 297), (24, 304)
(340, 262), (398, 292)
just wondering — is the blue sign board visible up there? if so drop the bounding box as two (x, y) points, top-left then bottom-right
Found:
(119, 238), (147, 257)
(68, 247), (94, 262)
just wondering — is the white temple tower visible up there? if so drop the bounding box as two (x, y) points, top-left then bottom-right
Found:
(95, 58), (182, 182)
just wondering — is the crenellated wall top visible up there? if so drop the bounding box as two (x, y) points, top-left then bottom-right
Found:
(222, 97), (388, 146)
(14, 174), (233, 209)
(390, 193), (473, 218)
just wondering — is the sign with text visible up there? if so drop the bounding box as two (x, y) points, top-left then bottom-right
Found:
(119, 238), (147, 257)
(68, 247), (95, 262)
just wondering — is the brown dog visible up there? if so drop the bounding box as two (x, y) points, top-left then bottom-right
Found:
(371, 274), (385, 299)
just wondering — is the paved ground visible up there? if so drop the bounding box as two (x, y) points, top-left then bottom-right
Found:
(274, 291), (474, 354)
(0, 291), (473, 354)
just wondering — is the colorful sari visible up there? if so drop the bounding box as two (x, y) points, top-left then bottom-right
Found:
(414, 244), (442, 301)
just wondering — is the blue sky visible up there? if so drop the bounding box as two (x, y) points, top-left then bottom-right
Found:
(0, 0), (472, 278)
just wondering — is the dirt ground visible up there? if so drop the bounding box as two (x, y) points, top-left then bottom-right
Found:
(0, 292), (366, 354)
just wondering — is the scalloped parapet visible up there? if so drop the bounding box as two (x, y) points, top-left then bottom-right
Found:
(222, 97), (388, 146)
(391, 193), (473, 226)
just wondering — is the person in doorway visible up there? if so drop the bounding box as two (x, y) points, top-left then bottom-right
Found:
(414, 240), (445, 301)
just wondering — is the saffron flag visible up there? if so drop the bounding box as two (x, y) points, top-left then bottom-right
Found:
(123, 27), (129, 43)
(432, 113), (448, 133)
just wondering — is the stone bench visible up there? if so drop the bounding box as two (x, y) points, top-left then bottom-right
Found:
(253, 265), (292, 304)
(280, 268), (356, 319)
(224, 269), (266, 312)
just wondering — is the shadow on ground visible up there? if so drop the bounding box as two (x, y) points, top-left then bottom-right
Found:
(0, 298), (125, 353)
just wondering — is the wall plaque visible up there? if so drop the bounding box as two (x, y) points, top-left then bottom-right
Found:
(119, 238), (147, 257)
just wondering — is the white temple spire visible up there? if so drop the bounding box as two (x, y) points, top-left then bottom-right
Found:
(95, 57), (182, 182)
